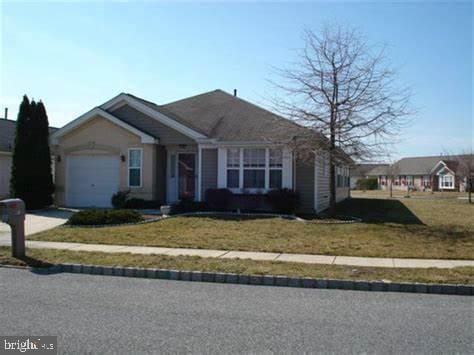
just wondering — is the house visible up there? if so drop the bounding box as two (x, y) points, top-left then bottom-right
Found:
(369, 155), (473, 192)
(349, 163), (389, 189)
(0, 119), (15, 198)
(0, 117), (58, 199)
(50, 90), (351, 213)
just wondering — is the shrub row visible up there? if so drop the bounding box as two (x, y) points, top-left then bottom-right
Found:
(205, 188), (300, 214)
(356, 178), (378, 190)
(68, 209), (143, 226)
(111, 188), (300, 214)
(111, 191), (160, 209)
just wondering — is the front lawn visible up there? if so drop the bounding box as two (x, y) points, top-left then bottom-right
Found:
(1, 247), (472, 285)
(30, 198), (474, 259)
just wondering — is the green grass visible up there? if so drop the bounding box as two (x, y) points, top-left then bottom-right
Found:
(1, 247), (472, 285)
(30, 198), (474, 260)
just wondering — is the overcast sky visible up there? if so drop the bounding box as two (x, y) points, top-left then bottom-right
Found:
(1, 1), (472, 160)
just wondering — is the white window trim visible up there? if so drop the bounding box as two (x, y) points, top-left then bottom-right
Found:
(439, 174), (455, 189)
(220, 147), (290, 193)
(128, 148), (143, 188)
(100, 93), (206, 141)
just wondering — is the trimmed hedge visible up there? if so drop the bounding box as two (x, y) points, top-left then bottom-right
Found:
(68, 209), (143, 226)
(205, 188), (233, 211)
(124, 198), (161, 209)
(111, 191), (129, 209)
(267, 188), (300, 214)
(171, 199), (208, 214)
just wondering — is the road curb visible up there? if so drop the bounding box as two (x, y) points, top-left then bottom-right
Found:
(52, 263), (473, 296)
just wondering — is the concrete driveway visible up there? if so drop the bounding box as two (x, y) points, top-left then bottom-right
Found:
(0, 209), (73, 240)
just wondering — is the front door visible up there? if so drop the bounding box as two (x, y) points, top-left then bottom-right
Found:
(178, 153), (195, 200)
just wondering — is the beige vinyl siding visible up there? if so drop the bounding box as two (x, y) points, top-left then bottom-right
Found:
(201, 148), (218, 199)
(295, 157), (315, 213)
(110, 104), (196, 145)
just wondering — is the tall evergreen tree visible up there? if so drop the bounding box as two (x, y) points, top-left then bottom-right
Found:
(10, 96), (54, 209)
(31, 101), (54, 207)
(10, 95), (32, 203)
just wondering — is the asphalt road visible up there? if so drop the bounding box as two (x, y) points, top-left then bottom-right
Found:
(0, 268), (472, 354)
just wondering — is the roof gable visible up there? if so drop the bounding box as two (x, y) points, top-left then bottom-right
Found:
(109, 104), (196, 145)
(100, 93), (207, 141)
(51, 108), (158, 144)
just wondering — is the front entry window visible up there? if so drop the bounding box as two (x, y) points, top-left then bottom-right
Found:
(128, 148), (142, 187)
(178, 153), (195, 200)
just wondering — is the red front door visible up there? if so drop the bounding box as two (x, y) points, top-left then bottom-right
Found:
(178, 153), (195, 200)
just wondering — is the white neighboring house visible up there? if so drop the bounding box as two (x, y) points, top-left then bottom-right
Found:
(369, 155), (473, 192)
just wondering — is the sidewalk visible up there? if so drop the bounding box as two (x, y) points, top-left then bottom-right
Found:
(1, 237), (473, 269)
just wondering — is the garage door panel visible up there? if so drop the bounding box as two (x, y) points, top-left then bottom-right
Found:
(67, 155), (120, 207)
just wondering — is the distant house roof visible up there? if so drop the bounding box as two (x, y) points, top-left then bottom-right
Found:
(350, 163), (389, 177)
(368, 155), (473, 176)
(366, 165), (390, 176)
(0, 119), (58, 153)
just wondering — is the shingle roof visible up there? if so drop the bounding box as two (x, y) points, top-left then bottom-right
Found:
(350, 164), (389, 177)
(0, 119), (58, 153)
(368, 155), (473, 176)
(127, 90), (313, 143)
(366, 165), (390, 176)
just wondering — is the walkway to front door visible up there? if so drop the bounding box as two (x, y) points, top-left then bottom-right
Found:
(178, 153), (195, 200)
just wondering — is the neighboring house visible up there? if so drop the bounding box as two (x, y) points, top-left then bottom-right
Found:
(0, 119), (15, 198)
(0, 118), (58, 199)
(349, 163), (389, 189)
(50, 90), (352, 212)
(369, 155), (473, 192)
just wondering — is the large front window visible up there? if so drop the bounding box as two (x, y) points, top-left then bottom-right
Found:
(439, 174), (454, 189)
(243, 148), (266, 188)
(226, 148), (283, 190)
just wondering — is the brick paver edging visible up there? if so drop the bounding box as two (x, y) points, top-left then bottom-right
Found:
(38, 263), (473, 296)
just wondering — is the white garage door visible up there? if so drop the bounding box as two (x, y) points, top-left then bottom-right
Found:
(67, 155), (120, 207)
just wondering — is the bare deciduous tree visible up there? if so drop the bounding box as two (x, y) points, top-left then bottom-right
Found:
(385, 160), (401, 199)
(272, 26), (412, 215)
